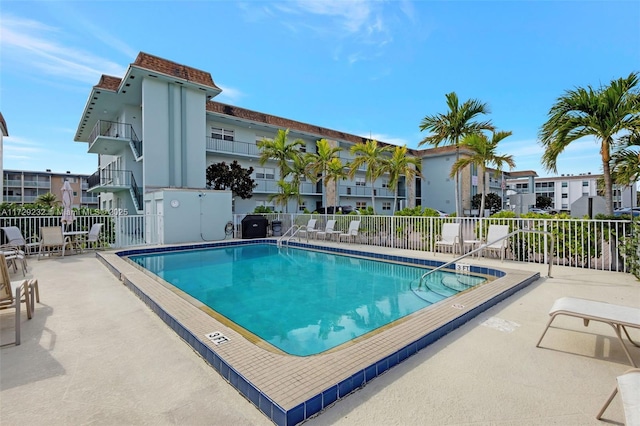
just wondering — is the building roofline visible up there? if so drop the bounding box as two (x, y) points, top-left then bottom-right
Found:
(0, 112), (8, 136)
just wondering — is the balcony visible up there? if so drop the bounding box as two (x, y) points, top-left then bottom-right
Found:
(339, 185), (399, 198)
(206, 137), (260, 157)
(88, 120), (143, 158)
(87, 169), (142, 211)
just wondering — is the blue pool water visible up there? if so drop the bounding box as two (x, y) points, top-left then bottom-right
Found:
(129, 244), (486, 356)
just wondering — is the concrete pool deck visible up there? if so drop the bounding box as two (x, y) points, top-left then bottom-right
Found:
(1, 243), (639, 425)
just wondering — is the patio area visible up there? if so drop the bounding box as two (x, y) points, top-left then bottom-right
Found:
(0, 245), (638, 425)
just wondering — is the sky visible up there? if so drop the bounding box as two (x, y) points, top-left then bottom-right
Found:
(1, 0), (639, 178)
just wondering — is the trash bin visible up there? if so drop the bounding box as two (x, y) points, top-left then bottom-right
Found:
(271, 220), (282, 237)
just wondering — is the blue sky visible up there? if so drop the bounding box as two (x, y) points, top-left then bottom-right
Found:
(1, 0), (638, 178)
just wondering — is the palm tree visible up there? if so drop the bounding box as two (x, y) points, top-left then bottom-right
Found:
(383, 145), (423, 214)
(450, 131), (516, 218)
(349, 139), (392, 212)
(325, 157), (348, 207)
(284, 153), (314, 211)
(539, 72), (640, 215)
(419, 92), (494, 216)
(306, 139), (342, 208)
(36, 192), (59, 207)
(268, 180), (299, 213)
(257, 128), (305, 181)
(611, 132), (640, 207)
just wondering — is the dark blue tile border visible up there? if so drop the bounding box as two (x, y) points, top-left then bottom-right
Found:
(106, 240), (536, 426)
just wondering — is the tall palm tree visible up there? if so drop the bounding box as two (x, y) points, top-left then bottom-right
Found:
(419, 92), (494, 216)
(539, 72), (640, 215)
(325, 157), (348, 207)
(383, 145), (423, 213)
(306, 139), (342, 208)
(257, 128), (305, 181)
(349, 139), (392, 212)
(285, 152), (314, 211)
(450, 131), (516, 218)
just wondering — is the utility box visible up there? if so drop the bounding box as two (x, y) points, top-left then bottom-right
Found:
(241, 215), (268, 239)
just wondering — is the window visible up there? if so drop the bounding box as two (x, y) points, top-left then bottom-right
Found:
(382, 201), (391, 211)
(582, 192), (589, 197)
(355, 177), (366, 186)
(562, 193), (568, 199)
(255, 201), (274, 211)
(582, 181), (589, 187)
(254, 168), (275, 180)
(298, 202), (306, 211)
(211, 127), (234, 141)
(562, 182), (568, 188)
(382, 181), (389, 188)
(356, 201), (367, 209)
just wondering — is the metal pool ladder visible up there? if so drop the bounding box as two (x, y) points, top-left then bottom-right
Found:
(277, 225), (301, 247)
(418, 228), (555, 288)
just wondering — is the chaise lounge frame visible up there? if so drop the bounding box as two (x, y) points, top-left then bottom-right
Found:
(536, 297), (640, 367)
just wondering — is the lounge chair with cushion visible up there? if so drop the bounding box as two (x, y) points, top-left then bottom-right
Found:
(536, 297), (640, 367)
(479, 224), (510, 260)
(339, 220), (361, 243)
(434, 223), (461, 255)
(38, 227), (72, 259)
(0, 254), (31, 346)
(596, 368), (640, 424)
(315, 220), (340, 241)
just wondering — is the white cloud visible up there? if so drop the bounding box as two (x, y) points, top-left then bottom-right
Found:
(357, 132), (408, 146)
(3, 136), (46, 159)
(215, 85), (245, 104)
(1, 14), (127, 84)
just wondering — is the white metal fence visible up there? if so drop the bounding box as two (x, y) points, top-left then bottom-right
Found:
(0, 214), (160, 249)
(234, 213), (637, 273)
(1, 213), (635, 273)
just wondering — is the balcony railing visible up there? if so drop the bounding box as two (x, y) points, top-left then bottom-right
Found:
(339, 185), (398, 198)
(87, 169), (134, 190)
(89, 120), (143, 158)
(206, 137), (260, 157)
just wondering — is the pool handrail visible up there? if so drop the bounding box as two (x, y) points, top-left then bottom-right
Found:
(277, 225), (302, 247)
(419, 228), (555, 287)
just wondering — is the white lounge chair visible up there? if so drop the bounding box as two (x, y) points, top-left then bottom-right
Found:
(596, 368), (640, 424)
(339, 220), (360, 243)
(298, 219), (317, 240)
(0, 254), (31, 346)
(1, 226), (40, 256)
(315, 220), (340, 241)
(38, 227), (72, 259)
(82, 223), (104, 250)
(479, 224), (510, 260)
(536, 297), (640, 367)
(434, 223), (460, 255)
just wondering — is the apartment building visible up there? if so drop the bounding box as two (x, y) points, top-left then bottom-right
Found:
(76, 52), (578, 218)
(73, 52), (421, 216)
(506, 172), (637, 211)
(2, 169), (99, 208)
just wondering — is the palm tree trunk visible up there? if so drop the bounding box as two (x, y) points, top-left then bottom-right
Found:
(479, 167), (486, 218)
(455, 144), (461, 217)
(370, 177), (376, 212)
(393, 189), (398, 214)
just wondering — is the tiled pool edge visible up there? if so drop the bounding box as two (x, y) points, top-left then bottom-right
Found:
(97, 240), (539, 426)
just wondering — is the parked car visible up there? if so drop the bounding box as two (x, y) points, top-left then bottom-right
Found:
(528, 208), (549, 214)
(613, 207), (640, 217)
(317, 206), (359, 214)
(435, 209), (449, 217)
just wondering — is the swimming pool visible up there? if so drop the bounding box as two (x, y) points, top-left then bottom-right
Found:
(129, 244), (486, 356)
(102, 239), (539, 426)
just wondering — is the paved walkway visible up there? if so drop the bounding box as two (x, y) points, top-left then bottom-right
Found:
(1, 250), (638, 425)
